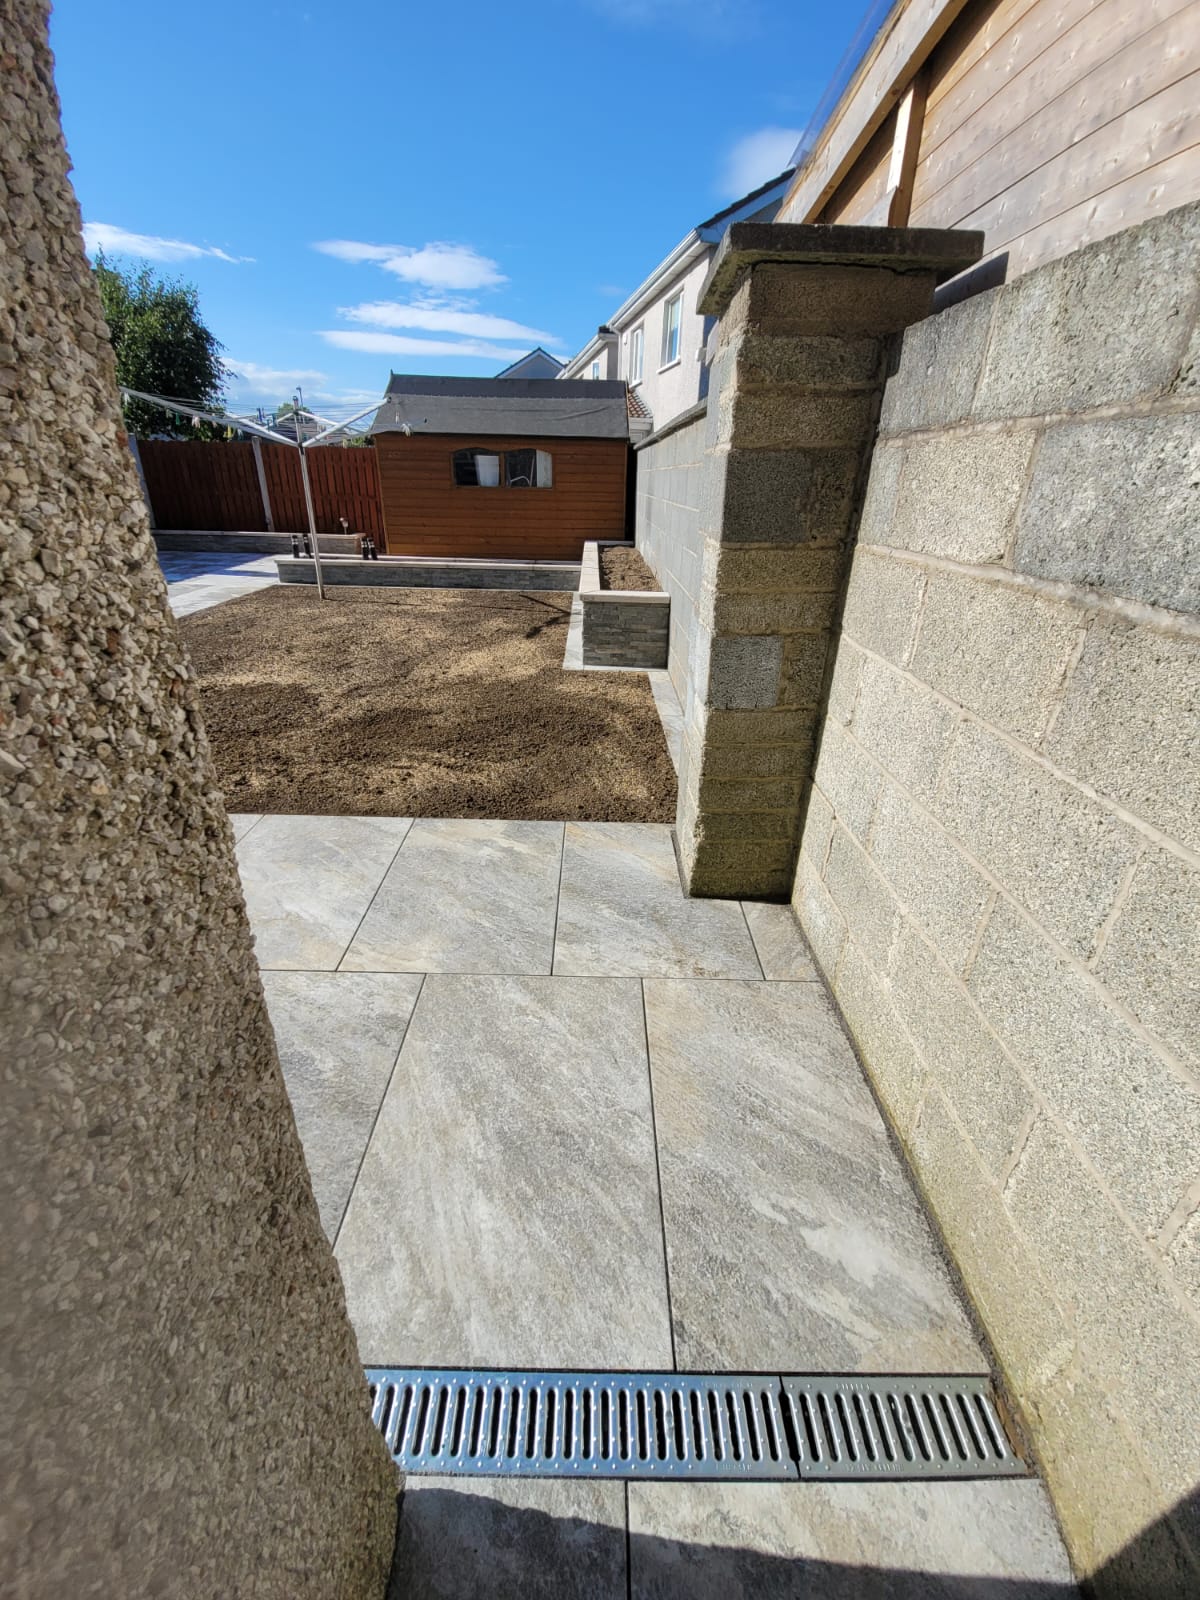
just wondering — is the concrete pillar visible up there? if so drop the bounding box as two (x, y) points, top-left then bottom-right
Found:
(676, 223), (983, 898)
(1, 9), (396, 1595)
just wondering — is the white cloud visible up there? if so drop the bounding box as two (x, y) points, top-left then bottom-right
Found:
(338, 299), (560, 345)
(223, 360), (328, 393)
(320, 329), (529, 363)
(718, 126), (800, 198)
(313, 239), (505, 290)
(83, 222), (252, 264)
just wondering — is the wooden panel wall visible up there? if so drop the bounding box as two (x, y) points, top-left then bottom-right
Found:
(375, 433), (628, 560)
(137, 440), (265, 532)
(909, 0), (1200, 275)
(821, 109), (898, 223)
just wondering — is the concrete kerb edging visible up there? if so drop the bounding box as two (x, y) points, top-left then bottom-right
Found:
(578, 540), (671, 668)
(275, 555), (581, 592)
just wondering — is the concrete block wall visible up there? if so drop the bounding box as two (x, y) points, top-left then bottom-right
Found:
(632, 406), (706, 704)
(793, 202), (1200, 1591)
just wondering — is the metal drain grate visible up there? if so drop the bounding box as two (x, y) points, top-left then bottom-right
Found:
(366, 1369), (1028, 1481)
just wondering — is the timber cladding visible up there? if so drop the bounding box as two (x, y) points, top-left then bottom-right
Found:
(375, 431), (629, 559)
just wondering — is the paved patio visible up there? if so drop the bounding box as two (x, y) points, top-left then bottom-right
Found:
(232, 812), (1076, 1597)
(158, 548), (278, 615)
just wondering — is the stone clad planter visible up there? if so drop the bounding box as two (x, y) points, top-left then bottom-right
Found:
(579, 541), (670, 668)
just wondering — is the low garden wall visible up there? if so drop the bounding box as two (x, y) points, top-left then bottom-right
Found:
(277, 555), (581, 590)
(578, 541), (669, 668)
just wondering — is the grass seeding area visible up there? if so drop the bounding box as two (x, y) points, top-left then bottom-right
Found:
(180, 586), (677, 821)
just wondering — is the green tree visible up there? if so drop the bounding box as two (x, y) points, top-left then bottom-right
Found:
(94, 254), (227, 437)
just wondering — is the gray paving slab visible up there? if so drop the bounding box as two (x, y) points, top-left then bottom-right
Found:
(389, 1479), (627, 1600)
(159, 549), (278, 615)
(236, 813), (412, 969)
(336, 974), (673, 1368)
(628, 1481), (1076, 1598)
(261, 971), (423, 1238)
(554, 822), (761, 978)
(643, 979), (984, 1372)
(340, 818), (562, 975)
(227, 812), (262, 842)
(741, 900), (821, 980)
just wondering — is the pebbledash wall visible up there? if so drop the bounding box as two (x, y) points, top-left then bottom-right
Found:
(632, 403), (707, 704)
(0, 7), (396, 1595)
(793, 201), (1200, 1587)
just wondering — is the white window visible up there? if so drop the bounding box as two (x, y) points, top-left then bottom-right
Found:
(590, 359), (600, 379)
(629, 324), (644, 385)
(452, 448), (552, 488)
(661, 291), (682, 367)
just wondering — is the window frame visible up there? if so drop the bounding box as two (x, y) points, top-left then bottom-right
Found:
(450, 445), (553, 489)
(660, 290), (683, 370)
(628, 324), (644, 386)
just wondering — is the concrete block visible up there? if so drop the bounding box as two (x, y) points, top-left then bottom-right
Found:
(704, 445), (862, 544)
(1005, 1114), (1200, 1514)
(824, 825), (900, 970)
(824, 640), (862, 728)
(697, 775), (803, 813)
(1166, 1207), (1200, 1309)
(910, 569), (1083, 744)
(1014, 414), (1200, 613)
(692, 809), (801, 843)
(970, 900), (1200, 1236)
(731, 331), (883, 390)
(685, 837), (798, 899)
(892, 428), (1036, 564)
(711, 591), (836, 636)
(974, 203), (1200, 419)
(778, 631), (831, 708)
(725, 389), (877, 450)
(792, 852), (846, 977)
(880, 290), (998, 434)
(869, 786), (992, 973)
(849, 653), (956, 807)
(799, 783), (834, 869)
(703, 707), (818, 748)
(1045, 617), (1200, 855)
(1096, 849), (1200, 1073)
(935, 720), (1139, 958)
(888, 923), (1032, 1174)
(699, 742), (811, 780)
(840, 549), (925, 664)
(834, 938), (927, 1137)
(709, 542), (845, 594)
(735, 262), (938, 337)
(856, 439), (903, 546)
(706, 634), (783, 709)
(812, 719), (881, 842)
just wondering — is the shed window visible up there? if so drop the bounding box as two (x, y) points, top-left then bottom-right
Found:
(452, 447), (552, 488)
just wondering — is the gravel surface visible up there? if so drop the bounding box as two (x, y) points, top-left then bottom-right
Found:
(180, 586), (676, 820)
(600, 546), (661, 591)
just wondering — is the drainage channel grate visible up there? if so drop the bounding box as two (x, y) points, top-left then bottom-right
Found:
(366, 1369), (1028, 1481)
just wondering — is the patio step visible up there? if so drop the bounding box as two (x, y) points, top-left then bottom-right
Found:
(367, 1368), (1029, 1482)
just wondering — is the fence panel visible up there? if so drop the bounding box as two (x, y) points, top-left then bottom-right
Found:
(138, 439), (266, 531)
(307, 445), (384, 537)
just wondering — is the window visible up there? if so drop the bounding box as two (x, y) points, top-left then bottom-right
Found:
(629, 324), (644, 385)
(590, 359), (600, 379)
(451, 447), (552, 488)
(661, 291), (682, 367)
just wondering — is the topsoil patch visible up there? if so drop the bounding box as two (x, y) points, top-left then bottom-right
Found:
(600, 546), (661, 591)
(180, 585), (676, 821)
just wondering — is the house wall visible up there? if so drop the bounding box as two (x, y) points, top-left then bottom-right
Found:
(631, 407), (707, 706)
(376, 431), (628, 559)
(619, 251), (713, 432)
(781, 0), (1200, 280)
(791, 200), (1200, 1588)
(1, 9), (396, 1595)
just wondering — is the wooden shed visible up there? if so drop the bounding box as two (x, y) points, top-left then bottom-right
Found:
(370, 376), (631, 559)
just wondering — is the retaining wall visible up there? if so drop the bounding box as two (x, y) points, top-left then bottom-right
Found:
(633, 404), (706, 703)
(792, 201), (1200, 1590)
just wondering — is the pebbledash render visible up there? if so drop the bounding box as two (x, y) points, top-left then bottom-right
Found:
(633, 202), (1200, 1592)
(0, 6), (396, 1596)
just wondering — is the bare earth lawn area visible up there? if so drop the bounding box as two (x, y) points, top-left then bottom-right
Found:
(180, 586), (676, 821)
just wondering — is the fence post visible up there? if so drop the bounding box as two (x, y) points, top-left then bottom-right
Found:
(127, 436), (155, 529)
(251, 436), (275, 531)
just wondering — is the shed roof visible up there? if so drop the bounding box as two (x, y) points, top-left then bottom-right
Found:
(371, 375), (629, 439)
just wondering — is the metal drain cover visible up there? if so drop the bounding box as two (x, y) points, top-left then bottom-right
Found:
(366, 1369), (1028, 1481)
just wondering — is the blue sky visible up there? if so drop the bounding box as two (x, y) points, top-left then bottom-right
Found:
(51, 0), (862, 414)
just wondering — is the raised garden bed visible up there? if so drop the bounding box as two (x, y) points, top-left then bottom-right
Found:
(579, 541), (669, 669)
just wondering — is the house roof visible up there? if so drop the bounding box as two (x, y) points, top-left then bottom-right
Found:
(494, 346), (566, 379)
(371, 375), (630, 439)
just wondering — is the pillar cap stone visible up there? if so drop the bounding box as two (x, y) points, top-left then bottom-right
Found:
(698, 222), (986, 315)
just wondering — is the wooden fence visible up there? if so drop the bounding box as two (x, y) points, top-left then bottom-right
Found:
(136, 438), (384, 537)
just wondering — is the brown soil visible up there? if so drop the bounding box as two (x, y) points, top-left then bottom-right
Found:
(179, 586), (676, 821)
(600, 545), (660, 592)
